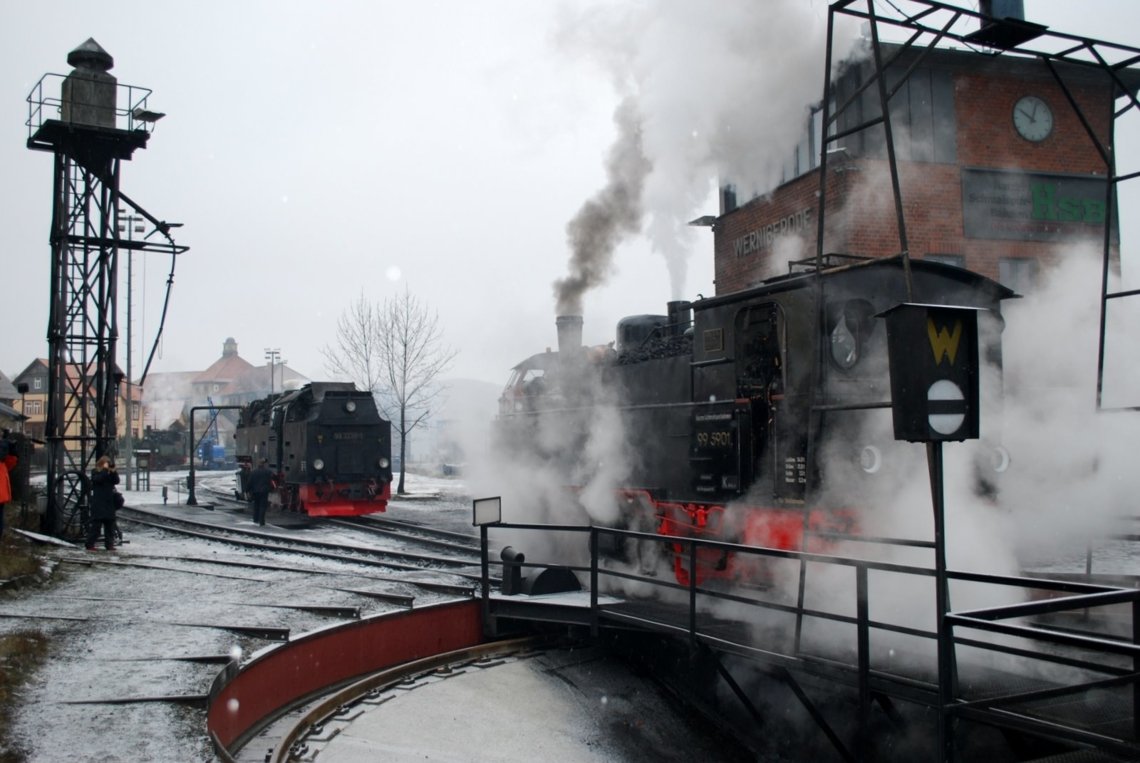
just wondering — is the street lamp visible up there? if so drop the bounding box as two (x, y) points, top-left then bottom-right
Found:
(16, 383), (28, 435)
(119, 212), (145, 491)
(264, 348), (281, 395)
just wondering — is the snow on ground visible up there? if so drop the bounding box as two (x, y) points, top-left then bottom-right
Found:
(1, 469), (471, 762)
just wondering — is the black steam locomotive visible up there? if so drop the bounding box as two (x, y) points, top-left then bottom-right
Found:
(498, 255), (1014, 584)
(234, 382), (393, 516)
(138, 427), (188, 470)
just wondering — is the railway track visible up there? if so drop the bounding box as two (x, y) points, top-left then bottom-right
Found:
(190, 474), (481, 549)
(324, 515), (480, 555)
(5, 495), (488, 760)
(117, 506), (482, 577)
(9, 469), (498, 760)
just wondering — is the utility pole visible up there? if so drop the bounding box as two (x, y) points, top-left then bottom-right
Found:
(119, 213), (144, 490)
(265, 348), (281, 395)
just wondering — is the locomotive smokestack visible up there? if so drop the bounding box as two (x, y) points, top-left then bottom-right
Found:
(667, 300), (692, 337)
(556, 315), (583, 355)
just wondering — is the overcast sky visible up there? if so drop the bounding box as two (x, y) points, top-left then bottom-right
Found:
(2, 1), (1138, 387)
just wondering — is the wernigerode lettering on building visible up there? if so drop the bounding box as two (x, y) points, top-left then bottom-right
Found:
(733, 207), (813, 258)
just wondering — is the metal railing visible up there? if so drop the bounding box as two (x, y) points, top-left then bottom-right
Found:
(479, 520), (1140, 759)
(26, 73), (157, 138)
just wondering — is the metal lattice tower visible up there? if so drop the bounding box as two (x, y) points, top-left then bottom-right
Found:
(26, 39), (186, 537)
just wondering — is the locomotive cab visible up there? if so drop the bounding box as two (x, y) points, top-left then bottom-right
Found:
(499, 351), (561, 415)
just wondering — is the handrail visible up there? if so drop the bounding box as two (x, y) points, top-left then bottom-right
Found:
(26, 72), (157, 137)
(479, 519), (1140, 754)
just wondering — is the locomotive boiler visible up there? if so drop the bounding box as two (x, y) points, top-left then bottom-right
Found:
(498, 255), (1015, 584)
(235, 382), (393, 516)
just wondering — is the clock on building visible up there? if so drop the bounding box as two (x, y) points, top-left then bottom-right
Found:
(1013, 95), (1054, 142)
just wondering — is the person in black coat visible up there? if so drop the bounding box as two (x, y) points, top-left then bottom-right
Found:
(86, 456), (120, 551)
(248, 459), (274, 527)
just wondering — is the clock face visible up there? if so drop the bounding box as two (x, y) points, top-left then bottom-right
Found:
(1013, 95), (1053, 142)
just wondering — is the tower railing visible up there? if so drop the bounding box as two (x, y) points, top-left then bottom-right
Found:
(26, 73), (157, 139)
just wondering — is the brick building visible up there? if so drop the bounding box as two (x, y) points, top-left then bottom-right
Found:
(713, 41), (1133, 296)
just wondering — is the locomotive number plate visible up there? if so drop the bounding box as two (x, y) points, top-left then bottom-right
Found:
(695, 430), (733, 448)
(333, 432), (364, 440)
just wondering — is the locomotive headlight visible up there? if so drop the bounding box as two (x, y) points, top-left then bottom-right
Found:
(345, 401), (357, 413)
(859, 445), (882, 474)
(990, 445), (1011, 473)
(313, 458), (325, 471)
(378, 457), (390, 469)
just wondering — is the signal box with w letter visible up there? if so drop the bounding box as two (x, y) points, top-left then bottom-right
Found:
(881, 303), (981, 443)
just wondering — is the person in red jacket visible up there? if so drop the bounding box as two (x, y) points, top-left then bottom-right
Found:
(0, 431), (17, 543)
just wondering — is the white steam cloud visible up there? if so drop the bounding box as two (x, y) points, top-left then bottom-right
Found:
(995, 244), (1140, 567)
(554, 0), (859, 308)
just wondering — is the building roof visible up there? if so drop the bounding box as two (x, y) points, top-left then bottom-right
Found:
(193, 353), (257, 386)
(13, 358), (49, 383)
(0, 371), (18, 401)
(0, 400), (25, 421)
(14, 358), (126, 390)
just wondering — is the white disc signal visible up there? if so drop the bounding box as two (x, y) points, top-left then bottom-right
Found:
(927, 379), (965, 435)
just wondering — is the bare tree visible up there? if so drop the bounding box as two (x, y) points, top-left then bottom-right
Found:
(323, 287), (456, 495)
(321, 292), (387, 398)
(376, 286), (456, 494)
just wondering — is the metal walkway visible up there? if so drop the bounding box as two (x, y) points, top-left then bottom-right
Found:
(478, 521), (1140, 762)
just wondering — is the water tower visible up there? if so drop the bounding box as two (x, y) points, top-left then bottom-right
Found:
(26, 39), (188, 537)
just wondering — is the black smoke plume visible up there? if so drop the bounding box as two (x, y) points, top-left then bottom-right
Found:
(554, 96), (651, 316)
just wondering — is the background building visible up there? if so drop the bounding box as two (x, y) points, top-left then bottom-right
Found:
(0, 371), (24, 431)
(6, 337), (307, 468)
(714, 41), (1133, 296)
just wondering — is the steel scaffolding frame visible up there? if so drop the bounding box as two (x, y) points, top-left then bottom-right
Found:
(27, 63), (187, 537)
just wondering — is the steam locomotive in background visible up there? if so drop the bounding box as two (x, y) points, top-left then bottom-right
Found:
(498, 255), (1014, 584)
(235, 382), (392, 516)
(138, 427), (188, 471)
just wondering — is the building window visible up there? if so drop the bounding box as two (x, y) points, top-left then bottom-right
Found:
(924, 254), (965, 268)
(838, 62), (957, 164)
(27, 400), (43, 415)
(33, 377), (43, 390)
(999, 257), (1040, 294)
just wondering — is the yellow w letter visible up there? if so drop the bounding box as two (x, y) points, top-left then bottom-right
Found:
(927, 318), (962, 365)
